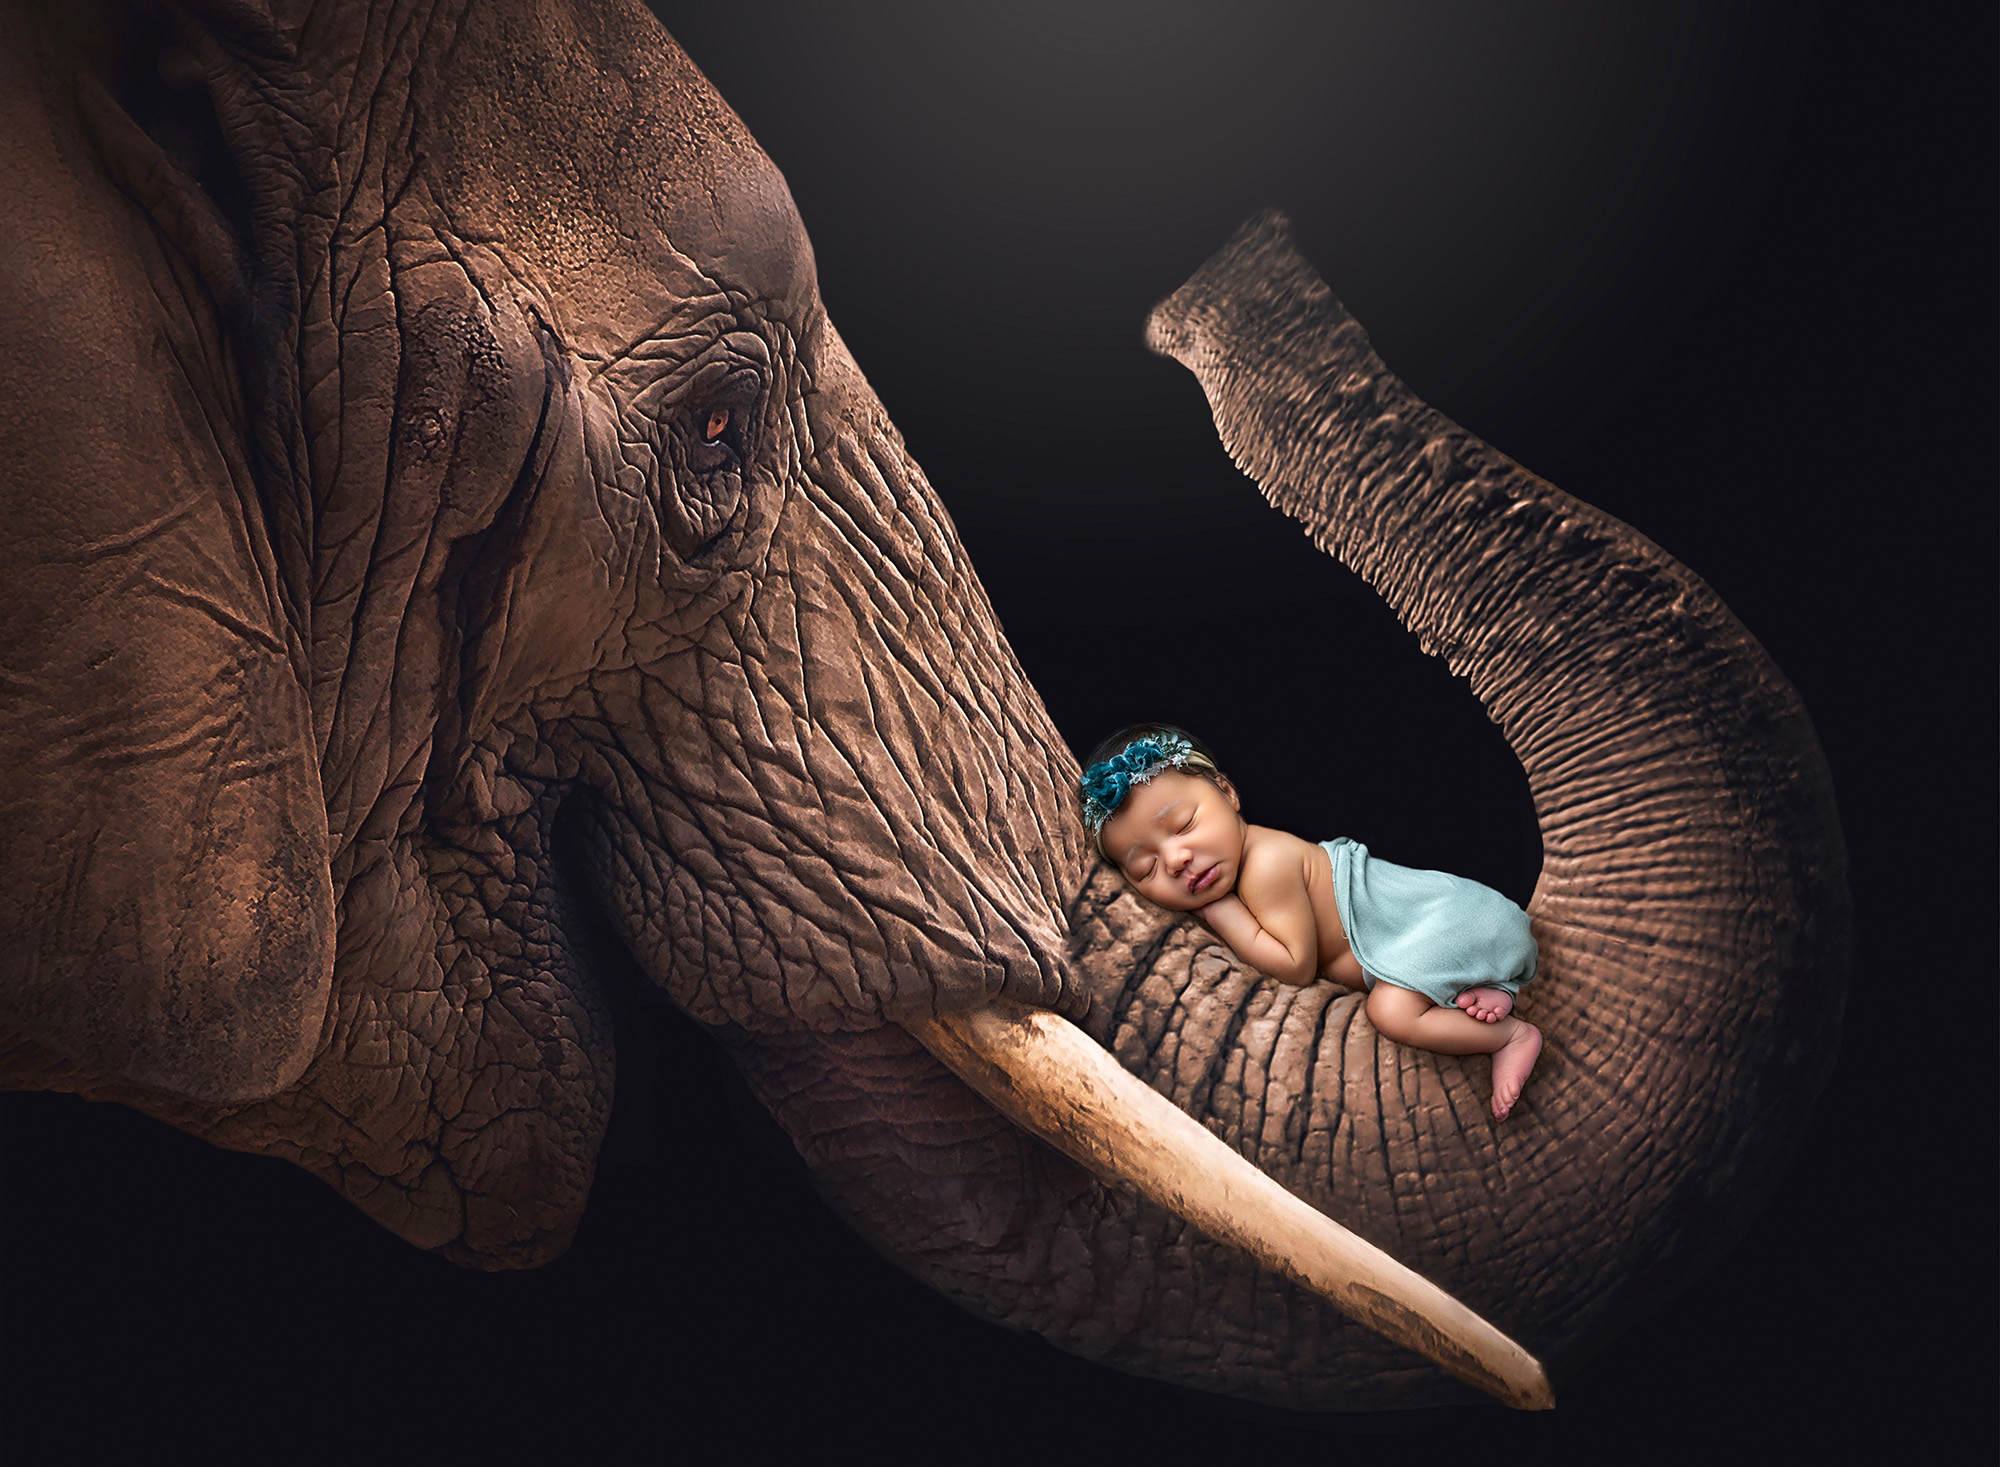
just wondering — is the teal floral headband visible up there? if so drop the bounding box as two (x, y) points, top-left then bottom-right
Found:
(1080, 733), (1200, 837)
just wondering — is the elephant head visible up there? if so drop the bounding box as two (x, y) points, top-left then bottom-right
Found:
(4, 0), (1080, 1241)
(0, 0), (1847, 1413)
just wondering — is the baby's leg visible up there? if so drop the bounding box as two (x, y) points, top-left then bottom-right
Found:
(1365, 984), (1542, 1120)
(1455, 987), (1515, 1022)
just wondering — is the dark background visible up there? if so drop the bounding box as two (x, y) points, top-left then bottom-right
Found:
(6, 2), (1992, 1462)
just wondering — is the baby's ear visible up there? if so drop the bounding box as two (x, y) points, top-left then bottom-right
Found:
(1216, 776), (1241, 811)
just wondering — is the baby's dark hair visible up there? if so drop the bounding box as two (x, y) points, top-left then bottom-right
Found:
(1078, 723), (1234, 851)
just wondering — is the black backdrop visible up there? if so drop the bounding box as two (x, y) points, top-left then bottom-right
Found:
(6, 3), (1992, 1462)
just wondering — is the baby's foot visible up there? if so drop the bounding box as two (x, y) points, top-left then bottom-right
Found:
(1490, 1022), (1542, 1121)
(1456, 986), (1515, 1023)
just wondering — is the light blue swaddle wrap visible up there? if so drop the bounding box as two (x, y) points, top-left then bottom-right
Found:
(1320, 837), (1537, 1008)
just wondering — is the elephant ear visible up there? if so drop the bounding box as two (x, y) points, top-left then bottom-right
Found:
(0, 6), (332, 1102)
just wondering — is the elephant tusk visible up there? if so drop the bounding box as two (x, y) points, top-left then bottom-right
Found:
(906, 997), (1555, 1411)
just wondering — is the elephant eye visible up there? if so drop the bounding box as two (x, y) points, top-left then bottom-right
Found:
(703, 407), (730, 442)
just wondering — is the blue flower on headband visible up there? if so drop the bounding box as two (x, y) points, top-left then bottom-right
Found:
(1081, 733), (1195, 834)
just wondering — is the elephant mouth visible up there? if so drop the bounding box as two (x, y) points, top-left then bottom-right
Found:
(906, 999), (1555, 1410)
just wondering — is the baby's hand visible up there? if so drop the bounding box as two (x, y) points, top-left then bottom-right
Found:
(1193, 894), (1252, 938)
(1193, 888), (1317, 987)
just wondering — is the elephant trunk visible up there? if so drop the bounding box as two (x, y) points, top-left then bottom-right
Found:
(726, 215), (1851, 1411)
(1143, 211), (1852, 1326)
(585, 319), (1091, 1035)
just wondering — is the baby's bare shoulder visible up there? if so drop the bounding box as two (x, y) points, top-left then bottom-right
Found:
(1238, 826), (1318, 901)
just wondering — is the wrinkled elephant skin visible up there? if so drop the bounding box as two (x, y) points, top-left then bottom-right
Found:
(0, 0), (1847, 1411)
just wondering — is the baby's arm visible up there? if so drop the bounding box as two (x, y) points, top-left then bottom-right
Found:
(1196, 857), (1319, 985)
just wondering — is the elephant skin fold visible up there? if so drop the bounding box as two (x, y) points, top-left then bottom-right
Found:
(0, 0), (1848, 1416)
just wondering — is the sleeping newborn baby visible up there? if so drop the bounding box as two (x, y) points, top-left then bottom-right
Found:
(1082, 725), (1542, 1120)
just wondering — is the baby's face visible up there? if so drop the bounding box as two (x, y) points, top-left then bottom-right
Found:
(1097, 770), (1245, 912)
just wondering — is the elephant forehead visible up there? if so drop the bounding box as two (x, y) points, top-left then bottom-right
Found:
(418, 0), (815, 352)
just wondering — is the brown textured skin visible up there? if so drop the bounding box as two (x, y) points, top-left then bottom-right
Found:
(716, 215), (1851, 1408)
(0, 1), (1847, 1410)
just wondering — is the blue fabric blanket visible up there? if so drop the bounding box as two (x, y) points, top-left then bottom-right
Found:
(1321, 837), (1537, 1007)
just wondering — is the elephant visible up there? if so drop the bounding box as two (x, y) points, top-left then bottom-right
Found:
(0, 0), (1850, 1414)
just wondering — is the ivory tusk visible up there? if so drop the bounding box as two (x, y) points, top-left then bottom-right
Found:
(905, 997), (1555, 1411)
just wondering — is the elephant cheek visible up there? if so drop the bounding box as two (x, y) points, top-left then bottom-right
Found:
(660, 465), (745, 561)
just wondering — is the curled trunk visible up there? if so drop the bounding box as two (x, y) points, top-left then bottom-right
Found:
(739, 213), (1850, 1408)
(1142, 213), (1851, 1337)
